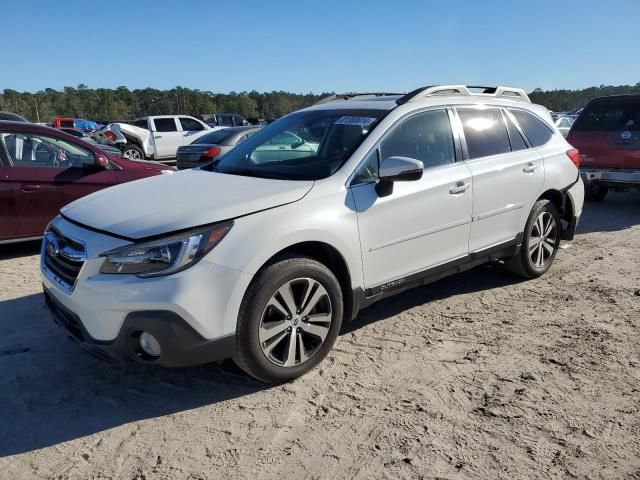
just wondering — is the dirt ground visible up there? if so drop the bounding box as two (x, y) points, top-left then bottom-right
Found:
(0, 191), (639, 480)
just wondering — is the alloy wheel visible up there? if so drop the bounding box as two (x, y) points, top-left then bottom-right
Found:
(529, 211), (557, 268)
(259, 277), (332, 367)
(123, 148), (141, 159)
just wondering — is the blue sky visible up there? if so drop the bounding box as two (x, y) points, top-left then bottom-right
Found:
(2, 0), (639, 93)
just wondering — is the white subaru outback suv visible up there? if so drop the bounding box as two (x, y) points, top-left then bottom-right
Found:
(41, 85), (584, 383)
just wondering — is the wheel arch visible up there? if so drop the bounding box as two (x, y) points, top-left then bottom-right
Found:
(252, 241), (356, 323)
(537, 187), (575, 239)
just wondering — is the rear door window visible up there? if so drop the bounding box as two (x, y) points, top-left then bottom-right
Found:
(153, 118), (178, 132)
(457, 107), (511, 159)
(132, 119), (149, 130)
(572, 100), (640, 132)
(510, 109), (553, 146)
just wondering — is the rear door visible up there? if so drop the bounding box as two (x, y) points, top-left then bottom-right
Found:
(457, 107), (544, 252)
(568, 98), (640, 169)
(152, 117), (182, 158)
(0, 159), (18, 239)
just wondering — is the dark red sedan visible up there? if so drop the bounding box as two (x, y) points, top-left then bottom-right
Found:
(0, 121), (175, 244)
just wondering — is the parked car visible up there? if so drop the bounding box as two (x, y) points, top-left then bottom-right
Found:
(0, 121), (174, 244)
(567, 94), (640, 201)
(0, 112), (28, 122)
(52, 117), (101, 132)
(56, 127), (124, 157)
(176, 126), (262, 169)
(94, 115), (221, 160)
(41, 85), (583, 383)
(555, 116), (574, 137)
(205, 113), (249, 127)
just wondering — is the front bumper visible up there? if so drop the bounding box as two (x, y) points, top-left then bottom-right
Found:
(580, 168), (640, 188)
(44, 287), (235, 367)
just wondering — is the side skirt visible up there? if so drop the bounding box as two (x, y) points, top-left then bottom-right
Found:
(350, 234), (522, 318)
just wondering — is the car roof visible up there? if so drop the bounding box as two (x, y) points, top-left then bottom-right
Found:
(303, 95), (550, 121)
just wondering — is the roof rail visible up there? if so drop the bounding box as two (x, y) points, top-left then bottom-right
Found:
(396, 85), (531, 105)
(313, 92), (403, 106)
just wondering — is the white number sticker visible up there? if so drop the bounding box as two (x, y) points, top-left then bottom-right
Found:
(335, 116), (377, 127)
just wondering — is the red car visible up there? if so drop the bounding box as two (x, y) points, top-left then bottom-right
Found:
(0, 121), (174, 244)
(52, 117), (76, 129)
(567, 94), (640, 201)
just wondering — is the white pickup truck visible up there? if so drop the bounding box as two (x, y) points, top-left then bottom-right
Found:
(94, 115), (224, 160)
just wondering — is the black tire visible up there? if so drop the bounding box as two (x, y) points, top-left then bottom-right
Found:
(121, 144), (145, 160)
(504, 199), (561, 279)
(234, 255), (343, 383)
(584, 182), (608, 202)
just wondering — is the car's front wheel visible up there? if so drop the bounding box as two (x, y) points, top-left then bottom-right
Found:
(234, 256), (343, 383)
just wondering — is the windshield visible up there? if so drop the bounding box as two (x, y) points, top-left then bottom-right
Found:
(573, 100), (640, 132)
(210, 109), (386, 180)
(193, 130), (233, 145)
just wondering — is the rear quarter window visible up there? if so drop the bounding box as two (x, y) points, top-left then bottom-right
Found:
(510, 109), (553, 147)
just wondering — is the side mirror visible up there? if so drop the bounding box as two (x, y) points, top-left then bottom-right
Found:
(376, 156), (423, 197)
(95, 155), (109, 169)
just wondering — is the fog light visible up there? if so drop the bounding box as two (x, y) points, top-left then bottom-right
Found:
(139, 332), (161, 357)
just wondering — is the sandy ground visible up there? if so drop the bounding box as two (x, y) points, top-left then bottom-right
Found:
(0, 191), (639, 480)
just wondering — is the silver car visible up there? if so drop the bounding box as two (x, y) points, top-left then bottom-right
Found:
(555, 116), (575, 137)
(176, 126), (261, 169)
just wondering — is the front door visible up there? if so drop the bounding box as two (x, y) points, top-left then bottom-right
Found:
(0, 130), (116, 236)
(350, 109), (473, 289)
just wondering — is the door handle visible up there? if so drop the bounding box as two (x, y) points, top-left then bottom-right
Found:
(154, 135), (163, 139)
(449, 182), (471, 195)
(20, 184), (41, 192)
(523, 163), (537, 173)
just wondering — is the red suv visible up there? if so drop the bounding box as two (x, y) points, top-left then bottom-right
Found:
(567, 94), (640, 201)
(0, 121), (174, 244)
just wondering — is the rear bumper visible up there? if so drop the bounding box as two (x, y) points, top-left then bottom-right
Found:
(44, 287), (235, 367)
(580, 168), (640, 188)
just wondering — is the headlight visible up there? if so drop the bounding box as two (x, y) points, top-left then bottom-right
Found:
(100, 222), (232, 277)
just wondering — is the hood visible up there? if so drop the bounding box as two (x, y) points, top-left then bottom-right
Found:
(62, 169), (313, 239)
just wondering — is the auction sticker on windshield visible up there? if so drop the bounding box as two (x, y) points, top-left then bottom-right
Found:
(335, 116), (377, 126)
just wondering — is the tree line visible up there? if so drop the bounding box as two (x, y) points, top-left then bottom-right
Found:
(1, 82), (639, 123)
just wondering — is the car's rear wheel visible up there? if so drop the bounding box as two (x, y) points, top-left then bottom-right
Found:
(234, 256), (343, 383)
(505, 199), (561, 279)
(584, 182), (608, 202)
(121, 144), (144, 160)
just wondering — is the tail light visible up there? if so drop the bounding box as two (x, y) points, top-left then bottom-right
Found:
(203, 146), (222, 158)
(566, 148), (580, 168)
(104, 131), (117, 141)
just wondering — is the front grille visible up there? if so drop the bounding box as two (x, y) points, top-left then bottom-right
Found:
(43, 228), (86, 291)
(44, 289), (84, 341)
